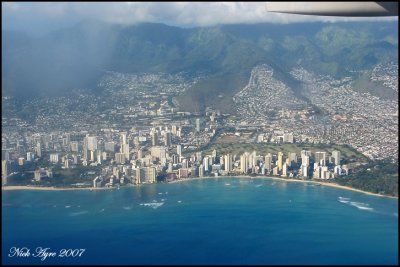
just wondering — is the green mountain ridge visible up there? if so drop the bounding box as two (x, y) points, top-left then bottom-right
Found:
(2, 21), (398, 112)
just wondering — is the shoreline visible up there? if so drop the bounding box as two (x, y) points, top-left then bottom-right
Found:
(1, 185), (112, 191)
(2, 177), (397, 199)
(167, 175), (398, 199)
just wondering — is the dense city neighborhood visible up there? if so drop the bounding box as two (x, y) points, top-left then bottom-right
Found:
(2, 62), (398, 189)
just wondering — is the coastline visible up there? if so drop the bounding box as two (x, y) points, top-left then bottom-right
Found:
(2, 176), (397, 199)
(167, 175), (398, 199)
(1, 185), (112, 191)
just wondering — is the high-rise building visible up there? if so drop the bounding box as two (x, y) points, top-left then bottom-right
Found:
(139, 167), (156, 183)
(181, 159), (188, 169)
(277, 152), (283, 172)
(120, 132), (127, 145)
(196, 151), (202, 162)
(251, 151), (257, 168)
(164, 132), (171, 147)
(151, 131), (158, 146)
(2, 149), (10, 161)
(273, 166), (279, 176)
(168, 154), (176, 164)
(315, 152), (327, 165)
(302, 155), (310, 167)
(64, 158), (70, 168)
(50, 153), (59, 163)
(282, 163), (288, 177)
(224, 154), (232, 172)
(26, 152), (33, 161)
(301, 150), (312, 158)
(199, 164), (204, 177)
(168, 162), (173, 172)
(196, 118), (200, 132)
(150, 146), (166, 160)
(97, 152), (102, 164)
(65, 133), (71, 146)
(83, 137), (89, 161)
(70, 141), (79, 152)
(176, 144), (182, 157)
(18, 157), (25, 166)
(2, 160), (8, 185)
(90, 150), (95, 162)
(334, 165), (342, 176)
(313, 166), (321, 179)
(171, 125), (177, 135)
(36, 142), (42, 158)
(122, 143), (130, 160)
(332, 150), (341, 166)
(240, 153), (249, 174)
(115, 153), (126, 165)
(302, 165), (308, 178)
(264, 154), (272, 172)
(203, 157), (210, 171)
(87, 136), (98, 151)
(321, 166), (329, 179)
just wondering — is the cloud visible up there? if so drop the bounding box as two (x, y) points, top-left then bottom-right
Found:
(2, 2), (397, 35)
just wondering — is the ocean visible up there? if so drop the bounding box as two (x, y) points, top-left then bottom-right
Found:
(2, 178), (398, 265)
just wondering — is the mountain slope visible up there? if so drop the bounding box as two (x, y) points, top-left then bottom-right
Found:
(2, 21), (398, 112)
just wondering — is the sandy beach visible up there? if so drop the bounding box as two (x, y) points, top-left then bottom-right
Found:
(1, 185), (112, 191)
(2, 176), (397, 199)
(167, 175), (398, 199)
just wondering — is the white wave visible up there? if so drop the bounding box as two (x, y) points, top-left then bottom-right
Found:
(99, 208), (105, 213)
(177, 200), (182, 203)
(337, 197), (374, 211)
(349, 201), (374, 211)
(356, 206), (374, 211)
(65, 205), (71, 208)
(69, 211), (88, 216)
(123, 206), (132, 210)
(161, 198), (166, 202)
(338, 196), (351, 204)
(255, 184), (262, 187)
(225, 183), (231, 186)
(158, 192), (163, 195)
(140, 202), (164, 209)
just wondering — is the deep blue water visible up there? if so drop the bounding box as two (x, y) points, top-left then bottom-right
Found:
(2, 178), (398, 265)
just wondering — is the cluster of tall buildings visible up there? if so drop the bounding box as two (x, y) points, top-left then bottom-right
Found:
(1, 113), (350, 188)
(192, 149), (347, 180)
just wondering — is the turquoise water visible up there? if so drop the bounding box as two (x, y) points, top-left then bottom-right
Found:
(2, 178), (398, 265)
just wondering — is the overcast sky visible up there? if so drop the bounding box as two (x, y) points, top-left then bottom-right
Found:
(2, 2), (397, 36)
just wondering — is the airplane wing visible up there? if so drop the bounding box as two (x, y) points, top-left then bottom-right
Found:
(266, 2), (398, 17)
